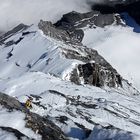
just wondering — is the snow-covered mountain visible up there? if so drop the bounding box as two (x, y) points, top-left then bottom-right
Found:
(0, 2), (140, 140)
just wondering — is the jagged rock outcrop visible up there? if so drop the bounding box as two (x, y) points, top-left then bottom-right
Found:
(0, 93), (26, 111)
(55, 11), (122, 29)
(38, 20), (83, 45)
(0, 92), (68, 140)
(76, 63), (122, 88)
(61, 46), (122, 87)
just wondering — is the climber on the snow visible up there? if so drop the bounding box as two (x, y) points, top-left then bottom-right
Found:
(116, 74), (122, 87)
(25, 97), (33, 109)
(77, 95), (80, 101)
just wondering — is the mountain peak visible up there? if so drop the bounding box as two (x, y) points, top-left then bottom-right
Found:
(0, 2), (140, 140)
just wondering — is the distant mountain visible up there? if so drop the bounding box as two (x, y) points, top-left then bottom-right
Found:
(0, 2), (140, 140)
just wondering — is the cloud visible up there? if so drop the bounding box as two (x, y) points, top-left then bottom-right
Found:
(83, 25), (140, 90)
(0, 0), (91, 32)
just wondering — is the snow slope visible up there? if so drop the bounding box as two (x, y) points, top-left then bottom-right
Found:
(1, 71), (140, 140)
(0, 25), (84, 81)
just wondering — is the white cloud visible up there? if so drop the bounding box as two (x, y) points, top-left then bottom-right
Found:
(0, 0), (91, 32)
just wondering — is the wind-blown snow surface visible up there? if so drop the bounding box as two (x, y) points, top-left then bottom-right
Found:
(1, 72), (140, 140)
(83, 24), (140, 90)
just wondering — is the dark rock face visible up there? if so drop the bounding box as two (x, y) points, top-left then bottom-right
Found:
(0, 92), (68, 140)
(38, 11), (122, 44)
(92, 0), (140, 25)
(0, 127), (31, 140)
(55, 11), (122, 29)
(0, 93), (26, 111)
(71, 63), (122, 88)
(5, 37), (24, 47)
(25, 113), (68, 140)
